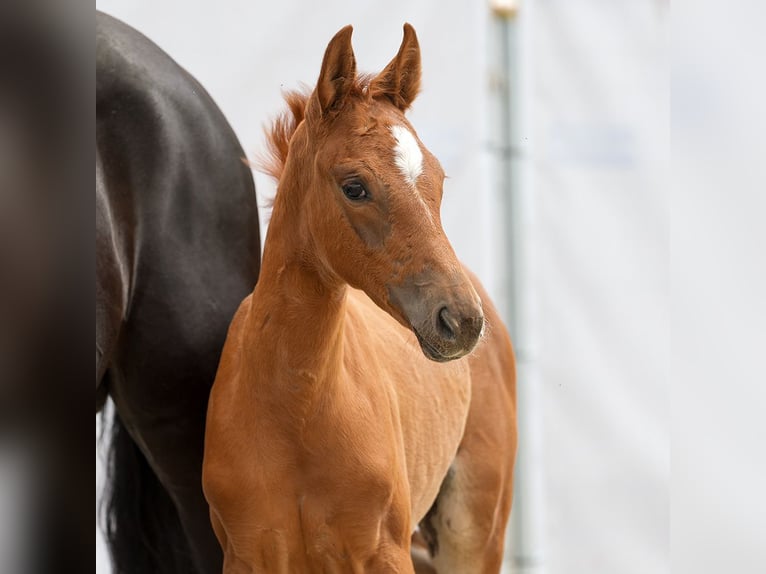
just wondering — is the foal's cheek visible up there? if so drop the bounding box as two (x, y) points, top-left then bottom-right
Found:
(341, 204), (390, 249)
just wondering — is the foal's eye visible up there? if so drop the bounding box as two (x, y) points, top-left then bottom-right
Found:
(341, 182), (368, 201)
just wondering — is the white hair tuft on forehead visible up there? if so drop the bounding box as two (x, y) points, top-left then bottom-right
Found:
(390, 125), (423, 185)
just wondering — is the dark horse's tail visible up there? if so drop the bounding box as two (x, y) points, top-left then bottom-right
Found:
(99, 407), (197, 574)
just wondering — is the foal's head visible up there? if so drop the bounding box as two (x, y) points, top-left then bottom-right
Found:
(267, 24), (484, 362)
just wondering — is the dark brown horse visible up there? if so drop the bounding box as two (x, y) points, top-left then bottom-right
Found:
(96, 12), (260, 574)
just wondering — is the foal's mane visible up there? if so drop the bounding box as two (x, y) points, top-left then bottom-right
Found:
(259, 88), (311, 182)
(259, 76), (375, 183)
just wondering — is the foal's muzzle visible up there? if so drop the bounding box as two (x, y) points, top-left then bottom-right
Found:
(388, 272), (484, 363)
(414, 302), (484, 362)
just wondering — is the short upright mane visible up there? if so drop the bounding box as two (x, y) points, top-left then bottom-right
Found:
(259, 88), (311, 182)
(260, 76), (375, 183)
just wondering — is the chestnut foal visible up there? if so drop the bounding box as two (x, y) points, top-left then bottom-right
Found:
(203, 25), (517, 573)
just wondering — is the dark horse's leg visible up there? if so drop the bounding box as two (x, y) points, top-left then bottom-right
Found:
(100, 402), (203, 574)
(97, 12), (261, 574)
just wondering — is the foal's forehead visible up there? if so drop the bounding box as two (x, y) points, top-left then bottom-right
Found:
(338, 102), (444, 182)
(389, 124), (423, 186)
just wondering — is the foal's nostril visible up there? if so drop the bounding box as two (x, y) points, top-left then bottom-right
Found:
(437, 306), (459, 341)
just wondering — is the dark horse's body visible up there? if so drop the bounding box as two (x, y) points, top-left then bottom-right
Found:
(97, 12), (260, 573)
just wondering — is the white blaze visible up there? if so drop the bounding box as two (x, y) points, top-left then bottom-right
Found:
(390, 125), (423, 185)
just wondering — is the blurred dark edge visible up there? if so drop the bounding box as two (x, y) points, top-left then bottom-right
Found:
(0, 0), (91, 573)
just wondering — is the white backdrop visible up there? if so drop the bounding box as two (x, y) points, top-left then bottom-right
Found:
(532, 2), (668, 573)
(95, 1), (669, 573)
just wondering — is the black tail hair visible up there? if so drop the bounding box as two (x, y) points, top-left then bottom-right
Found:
(99, 406), (197, 574)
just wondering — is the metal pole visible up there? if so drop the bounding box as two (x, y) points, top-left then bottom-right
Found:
(488, 2), (545, 573)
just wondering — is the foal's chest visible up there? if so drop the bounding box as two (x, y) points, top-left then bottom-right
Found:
(245, 441), (410, 572)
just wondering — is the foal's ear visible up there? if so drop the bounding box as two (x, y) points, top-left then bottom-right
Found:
(369, 23), (421, 111)
(310, 25), (357, 119)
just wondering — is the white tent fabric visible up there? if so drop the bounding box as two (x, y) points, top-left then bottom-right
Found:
(531, 2), (668, 573)
(95, 2), (668, 573)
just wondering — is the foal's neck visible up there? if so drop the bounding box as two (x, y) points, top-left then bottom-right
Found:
(247, 178), (347, 388)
